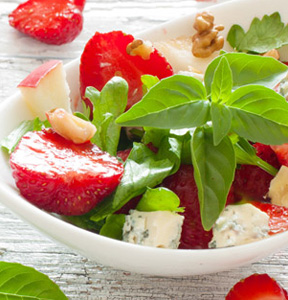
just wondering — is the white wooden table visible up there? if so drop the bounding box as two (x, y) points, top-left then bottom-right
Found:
(1, 0), (288, 299)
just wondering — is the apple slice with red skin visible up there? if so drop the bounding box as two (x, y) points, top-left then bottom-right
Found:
(18, 60), (72, 120)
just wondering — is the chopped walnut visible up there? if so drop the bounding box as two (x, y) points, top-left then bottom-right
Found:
(46, 108), (96, 144)
(263, 49), (280, 60)
(126, 39), (154, 60)
(192, 12), (224, 58)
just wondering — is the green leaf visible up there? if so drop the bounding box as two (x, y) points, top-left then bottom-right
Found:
(141, 74), (159, 95)
(73, 112), (89, 121)
(211, 56), (232, 103)
(91, 138), (181, 221)
(227, 24), (245, 50)
(85, 76), (128, 156)
(227, 12), (288, 53)
(116, 75), (210, 129)
(0, 261), (67, 299)
(205, 52), (288, 95)
(1, 118), (49, 154)
(191, 127), (236, 230)
(211, 102), (232, 146)
(232, 136), (278, 176)
(99, 214), (126, 240)
(136, 187), (184, 213)
(227, 85), (288, 145)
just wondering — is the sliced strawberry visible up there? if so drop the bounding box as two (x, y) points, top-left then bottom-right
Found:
(9, 0), (84, 45)
(161, 164), (236, 249)
(161, 164), (212, 249)
(271, 143), (288, 167)
(117, 148), (132, 162)
(226, 273), (288, 300)
(233, 143), (280, 201)
(251, 201), (288, 235)
(10, 129), (124, 215)
(72, 0), (86, 11)
(79, 31), (173, 111)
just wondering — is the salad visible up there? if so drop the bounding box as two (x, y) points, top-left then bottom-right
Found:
(3, 9), (288, 252)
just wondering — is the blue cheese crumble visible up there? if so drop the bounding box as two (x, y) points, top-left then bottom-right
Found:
(209, 203), (270, 248)
(122, 210), (184, 249)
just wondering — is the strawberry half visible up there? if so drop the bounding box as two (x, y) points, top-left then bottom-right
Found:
(251, 201), (288, 235)
(226, 273), (288, 300)
(233, 143), (280, 201)
(10, 129), (124, 215)
(79, 31), (173, 111)
(9, 0), (84, 45)
(271, 143), (288, 167)
(162, 164), (236, 249)
(161, 164), (212, 249)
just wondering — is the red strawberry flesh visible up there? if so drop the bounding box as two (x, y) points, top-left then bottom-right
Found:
(162, 164), (213, 249)
(9, 0), (84, 45)
(233, 143), (280, 201)
(10, 129), (124, 215)
(251, 201), (288, 235)
(79, 31), (173, 111)
(226, 273), (288, 300)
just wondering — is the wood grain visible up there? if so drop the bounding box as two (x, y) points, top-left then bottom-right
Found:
(1, 1), (288, 299)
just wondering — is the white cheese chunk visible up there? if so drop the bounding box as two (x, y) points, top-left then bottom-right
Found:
(268, 165), (288, 208)
(122, 210), (184, 249)
(209, 204), (270, 248)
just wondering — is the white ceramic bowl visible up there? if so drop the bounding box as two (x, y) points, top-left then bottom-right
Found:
(1, 0), (288, 277)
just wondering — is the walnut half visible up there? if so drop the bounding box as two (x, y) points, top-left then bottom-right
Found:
(192, 12), (224, 58)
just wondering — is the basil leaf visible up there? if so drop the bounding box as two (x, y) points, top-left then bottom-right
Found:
(1, 118), (49, 154)
(141, 74), (159, 94)
(205, 52), (288, 95)
(228, 85), (288, 144)
(233, 137), (278, 176)
(227, 12), (288, 53)
(116, 75), (210, 129)
(91, 138), (181, 221)
(227, 24), (245, 50)
(136, 187), (184, 213)
(211, 56), (232, 103)
(191, 127), (236, 230)
(211, 102), (232, 146)
(0, 261), (67, 299)
(85, 76), (128, 156)
(99, 214), (126, 240)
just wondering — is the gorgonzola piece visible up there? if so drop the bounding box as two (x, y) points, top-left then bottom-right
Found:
(209, 203), (269, 248)
(122, 210), (184, 249)
(268, 165), (288, 208)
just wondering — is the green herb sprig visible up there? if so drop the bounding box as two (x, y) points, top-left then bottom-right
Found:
(116, 52), (288, 230)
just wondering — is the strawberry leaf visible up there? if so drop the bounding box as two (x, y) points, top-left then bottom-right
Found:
(191, 127), (236, 230)
(205, 52), (288, 95)
(228, 85), (288, 144)
(0, 261), (67, 299)
(116, 75), (209, 128)
(85, 76), (128, 156)
(227, 12), (288, 53)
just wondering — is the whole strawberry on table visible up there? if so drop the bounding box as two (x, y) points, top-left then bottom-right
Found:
(8, 0), (86, 45)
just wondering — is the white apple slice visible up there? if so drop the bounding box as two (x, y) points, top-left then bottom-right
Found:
(154, 36), (219, 74)
(18, 60), (72, 120)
